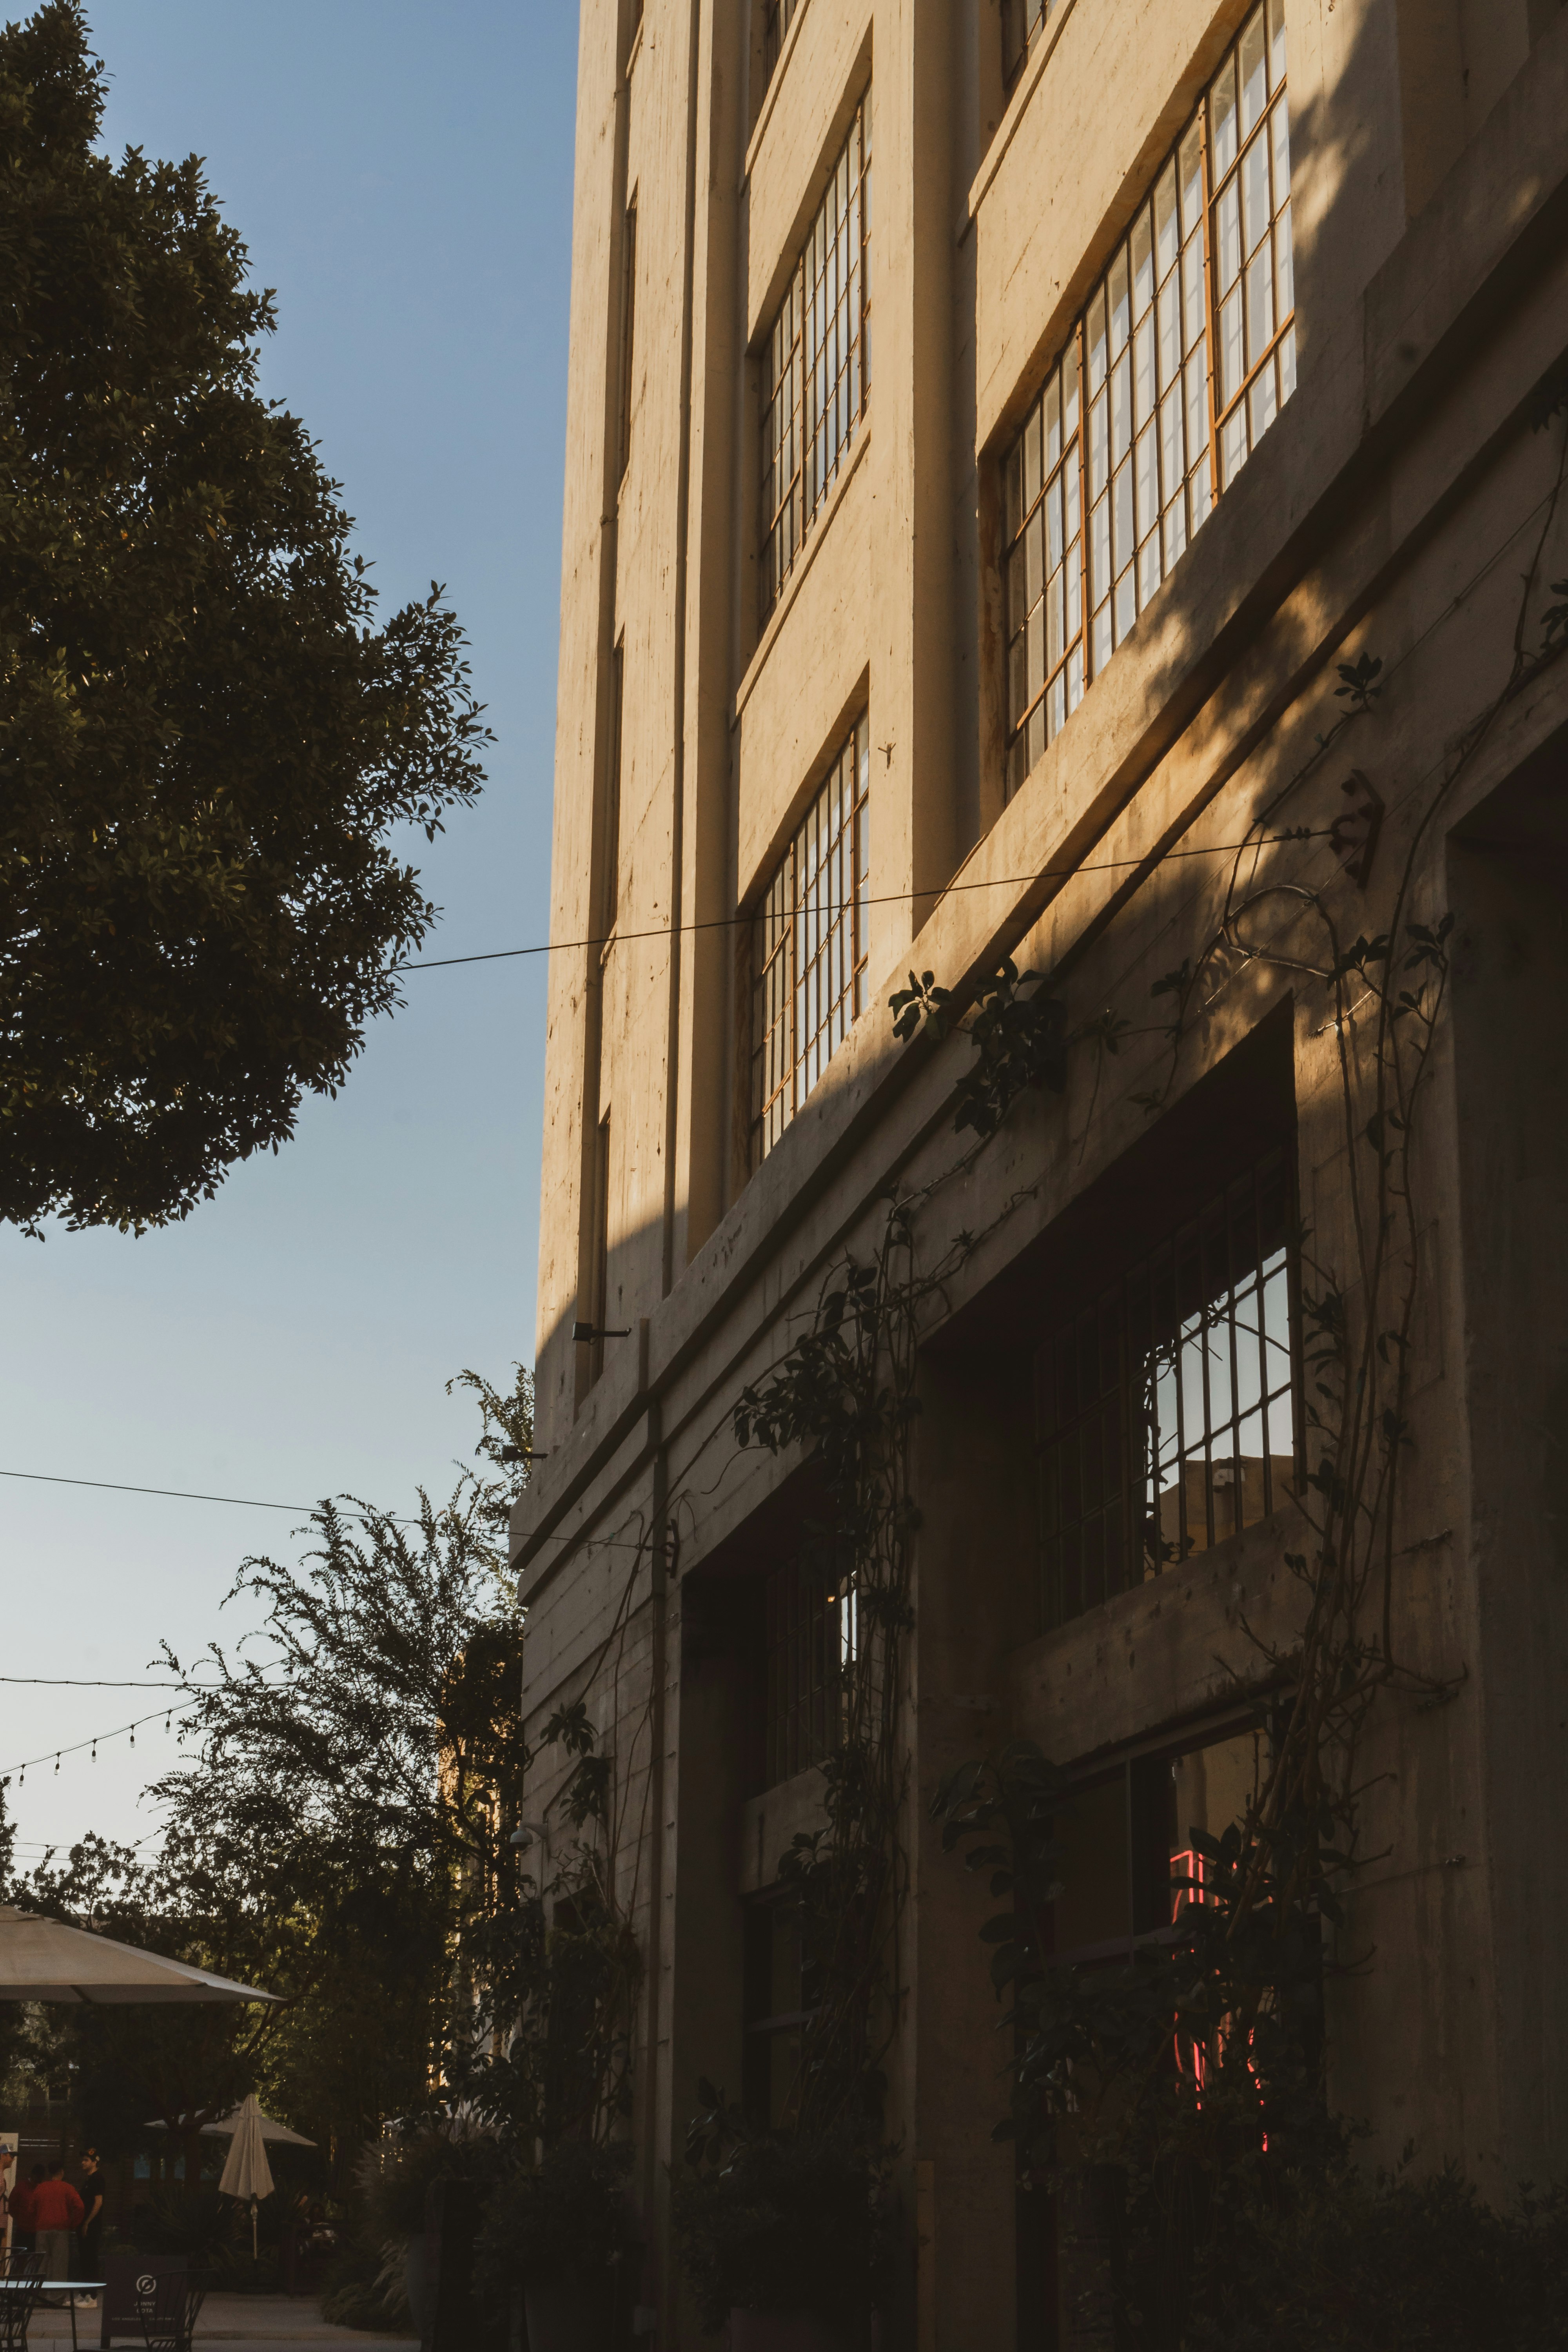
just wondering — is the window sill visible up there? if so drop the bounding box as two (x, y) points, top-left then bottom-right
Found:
(735, 420), (871, 724)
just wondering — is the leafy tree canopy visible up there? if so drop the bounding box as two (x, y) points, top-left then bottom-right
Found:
(0, 2), (492, 1233)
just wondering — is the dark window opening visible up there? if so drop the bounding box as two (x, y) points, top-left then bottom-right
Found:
(1036, 1144), (1299, 1633)
(763, 1554), (855, 1790)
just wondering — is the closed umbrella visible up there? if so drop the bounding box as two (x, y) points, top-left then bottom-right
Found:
(0, 1906), (279, 2004)
(218, 2094), (276, 2260)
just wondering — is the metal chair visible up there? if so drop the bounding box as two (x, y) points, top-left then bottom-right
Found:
(0, 2258), (44, 2350)
(135, 2276), (207, 2352)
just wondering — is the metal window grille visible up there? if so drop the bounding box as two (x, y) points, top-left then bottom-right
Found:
(1003, 0), (1064, 85)
(762, 0), (800, 85)
(1002, 0), (1293, 797)
(1036, 1146), (1300, 1633)
(751, 716), (870, 1165)
(764, 1559), (857, 1789)
(761, 100), (871, 621)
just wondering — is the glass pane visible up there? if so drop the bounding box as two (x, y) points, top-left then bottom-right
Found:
(1005, 437), (1024, 543)
(1089, 388), (1109, 498)
(1112, 348), (1132, 463)
(1024, 403), (1043, 508)
(1086, 287), (1108, 392)
(1135, 420), (1159, 539)
(1240, 7), (1267, 137)
(1243, 129), (1270, 252)
(1062, 334), (1082, 436)
(1217, 181), (1242, 294)
(1025, 507), (1044, 607)
(1272, 93), (1291, 212)
(1160, 386), (1183, 505)
(1179, 118), (1204, 238)
(1046, 473), (1064, 569)
(1131, 205), (1154, 319)
(1210, 51), (1238, 176)
(1220, 283), (1244, 405)
(1182, 230), (1205, 353)
(1108, 247), (1131, 356)
(1044, 371), (1062, 468)
(1159, 274), (1181, 391)
(1247, 240), (1275, 363)
(1276, 198), (1295, 318)
(1155, 161), (1179, 276)
(1134, 310), (1156, 427)
(1112, 458), (1133, 571)
(1268, 0), (1287, 89)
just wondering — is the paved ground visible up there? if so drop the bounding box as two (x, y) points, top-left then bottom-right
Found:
(27, 2292), (417, 2346)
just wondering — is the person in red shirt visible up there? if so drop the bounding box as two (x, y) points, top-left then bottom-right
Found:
(32, 2164), (84, 2297)
(8, 2165), (42, 2254)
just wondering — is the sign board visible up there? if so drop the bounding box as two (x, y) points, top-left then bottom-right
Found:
(99, 2252), (188, 2348)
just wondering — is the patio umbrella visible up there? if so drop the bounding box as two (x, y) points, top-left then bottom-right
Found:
(218, 2095), (276, 2261)
(0, 1906), (279, 2004)
(147, 2102), (314, 2145)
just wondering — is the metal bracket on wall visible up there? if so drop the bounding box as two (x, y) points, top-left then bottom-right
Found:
(1330, 769), (1385, 889)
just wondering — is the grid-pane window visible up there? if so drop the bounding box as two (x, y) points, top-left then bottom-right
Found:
(1003, 0), (1065, 84)
(751, 716), (870, 1165)
(763, 0), (800, 85)
(765, 1558), (857, 1789)
(761, 100), (871, 620)
(1036, 1147), (1299, 1633)
(1004, 0), (1293, 797)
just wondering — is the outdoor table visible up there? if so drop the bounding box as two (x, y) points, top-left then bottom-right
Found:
(0, 2279), (107, 2351)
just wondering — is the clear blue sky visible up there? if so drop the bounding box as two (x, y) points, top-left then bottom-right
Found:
(0, 0), (577, 1861)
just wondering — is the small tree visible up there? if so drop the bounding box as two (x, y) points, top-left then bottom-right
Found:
(0, 2), (492, 1233)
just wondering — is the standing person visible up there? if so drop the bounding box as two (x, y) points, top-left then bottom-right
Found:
(31, 2162), (82, 2301)
(8, 2167), (42, 2257)
(74, 2151), (103, 2306)
(0, 2145), (13, 2270)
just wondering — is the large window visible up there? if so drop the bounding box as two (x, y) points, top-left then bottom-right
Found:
(1036, 1145), (1298, 1632)
(751, 715), (870, 1165)
(760, 98), (872, 620)
(1003, 1), (1294, 796)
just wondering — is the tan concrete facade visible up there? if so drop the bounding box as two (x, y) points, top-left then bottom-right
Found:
(517, 1), (1568, 2340)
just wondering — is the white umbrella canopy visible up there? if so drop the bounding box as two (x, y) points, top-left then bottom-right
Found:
(147, 2102), (314, 2145)
(0, 1906), (280, 2004)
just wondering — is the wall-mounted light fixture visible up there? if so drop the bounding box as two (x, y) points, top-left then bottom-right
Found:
(572, 1320), (631, 1343)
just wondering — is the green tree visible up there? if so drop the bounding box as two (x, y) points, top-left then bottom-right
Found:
(0, 1), (492, 1234)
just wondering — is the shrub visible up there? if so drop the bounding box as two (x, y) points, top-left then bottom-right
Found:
(673, 2131), (890, 2336)
(474, 2141), (636, 2309)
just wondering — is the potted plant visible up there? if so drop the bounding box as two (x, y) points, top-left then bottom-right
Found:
(475, 2140), (636, 2352)
(674, 2094), (889, 2351)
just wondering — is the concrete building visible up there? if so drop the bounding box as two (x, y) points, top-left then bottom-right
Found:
(513, 0), (1568, 2340)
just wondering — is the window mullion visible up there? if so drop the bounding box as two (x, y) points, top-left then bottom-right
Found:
(1198, 101), (1225, 509)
